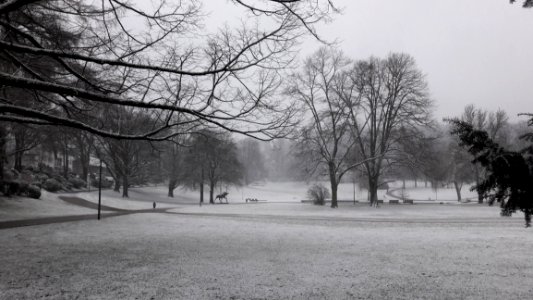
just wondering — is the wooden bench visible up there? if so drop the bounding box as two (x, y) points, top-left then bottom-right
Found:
(389, 200), (399, 204)
(403, 199), (414, 204)
(377, 200), (384, 204)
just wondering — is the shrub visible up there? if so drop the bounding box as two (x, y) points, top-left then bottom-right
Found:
(69, 177), (87, 189)
(4, 181), (22, 196)
(91, 177), (113, 189)
(43, 178), (62, 192)
(25, 185), (41, 199)
(307, 183), (330, 206)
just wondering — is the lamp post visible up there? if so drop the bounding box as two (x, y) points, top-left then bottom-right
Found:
(98, 159), (102, 220)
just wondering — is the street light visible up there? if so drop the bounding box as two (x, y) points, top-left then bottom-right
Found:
(98, 159), (102, 220)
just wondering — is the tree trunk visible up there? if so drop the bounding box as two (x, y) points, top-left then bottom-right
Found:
(200, 168), (205, 205)
(122, 176), (129, 197)
(0, 126), (6, 185)
(81, 162), (88, 183)
(453, 181), (462, 202)
(474, 166), (483, 203)
(14, 131), (24, 171)
(114, 178), (121, 192)
(330, 182), (338, 208)
(368, 177), (379, 207)
(63, 146), (69, 178)
(199, 183), (204, 203)
(168, 178), (177, 197)
(328, 162), (338, 208)
(14, 152), (22, 172)
(209, 182), (215, 204)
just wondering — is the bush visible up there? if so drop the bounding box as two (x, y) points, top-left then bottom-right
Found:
(91, 177), (113, 189)
(68, 177), (87, 189)
(25, 185), (41, 199)
(307, 183), (330, 206)
(43, 178), (62, 192)
(3, 181), (22, 196)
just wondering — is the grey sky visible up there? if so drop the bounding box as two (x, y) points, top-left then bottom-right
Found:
(210, 0), (533, 121)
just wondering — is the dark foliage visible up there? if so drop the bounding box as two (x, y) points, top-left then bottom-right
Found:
(43, 178), (62, 192)
(448, 119), (533, 226)
(25, 185), (41, 199)
(511, 0), (533, 8)
(68, 177), (86, 189)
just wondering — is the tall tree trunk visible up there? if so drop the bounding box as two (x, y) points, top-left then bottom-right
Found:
(0, 126), (6, 186)
(328, 162), (338, 208)
(474, 166), (483, 203)
(81, 161), (88, 183)
(168, 178), (177, 197)
(200, 168), (204, 205)
(209, 181), (215, 204)
(63, 146), (69, 178)
(453, 181), (462, 202)
(122, 175), (129, 197)
(14, 152), (22, 171)
(368, 177), (379, 207)
(114, 177), (121, 192)
(199, 181), (204, 204)
(14, 131), (24, 171)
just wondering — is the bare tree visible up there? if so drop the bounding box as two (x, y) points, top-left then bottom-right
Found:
(96, 107), (155, 197)
(0, 0), (337, 141)
(163, 134), (187, 198)
(340, 54), (432, 206)
(289, 47), (355, 208)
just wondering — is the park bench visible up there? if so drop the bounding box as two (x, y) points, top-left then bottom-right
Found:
(377, 200), (384, 204)
(246, 198), (267, 203)
(403, 199), (414, 204)
(389, 200), (399, 204)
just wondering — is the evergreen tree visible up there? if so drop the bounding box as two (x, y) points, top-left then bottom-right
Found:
(448, 119), (533, 227)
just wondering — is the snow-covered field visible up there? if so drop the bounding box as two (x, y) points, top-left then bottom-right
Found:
(0, 209), (530, 299)
(1, 183), (531, 299)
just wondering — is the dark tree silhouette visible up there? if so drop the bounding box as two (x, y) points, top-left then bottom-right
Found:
(0, 0), (336, 141)
(448, 119), (533, 227)
(511, 0), (533, 7)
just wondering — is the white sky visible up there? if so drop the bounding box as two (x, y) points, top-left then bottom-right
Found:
(207, 0), (533, 121)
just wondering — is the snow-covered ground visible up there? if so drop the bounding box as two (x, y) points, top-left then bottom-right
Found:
(1, 183), (530, 299)
(0, 210), (529, 299)
(0, 191), (94, 222)
(391, 185), (478, 202)
(0, 181), (498, 223)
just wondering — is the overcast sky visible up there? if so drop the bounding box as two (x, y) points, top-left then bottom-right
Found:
(209, 0), (533, 121)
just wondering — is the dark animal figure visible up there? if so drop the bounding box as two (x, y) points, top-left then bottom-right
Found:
(215, 192), (229, 204)
(153, 202), (156, 209)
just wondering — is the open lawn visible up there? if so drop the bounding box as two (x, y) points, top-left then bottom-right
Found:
(1, 194), (531, 299)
